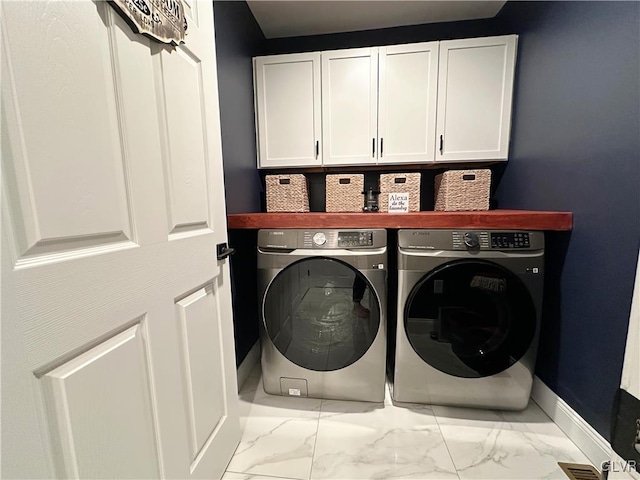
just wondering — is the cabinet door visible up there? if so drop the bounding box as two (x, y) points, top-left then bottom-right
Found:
(436, 35), (517, 162)
(322, 48), (378, 166)
(254, 53), (321, 168)
(378, 42), (439, 164)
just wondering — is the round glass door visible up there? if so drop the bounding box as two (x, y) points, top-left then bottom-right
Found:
(405, 259), (536, 378)
(263, 257), (380, 371)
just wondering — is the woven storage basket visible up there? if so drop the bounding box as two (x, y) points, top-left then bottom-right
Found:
(379, 173), (421, 212)
(325, 174), (364, 212)
(265, 174), (310, 212)
(434, 169), (491, 211)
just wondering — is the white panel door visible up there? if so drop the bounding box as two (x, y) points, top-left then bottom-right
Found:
(608, 249), (640, 480)
(378, 42), (439, 164)
(1, 1), (239, 479)
(436, 35), (517, 162)
(608, 252), (640, 480)
(254, 53), (322, 168)
(620, 249), (640, 400)
(322, 47), (379, 166)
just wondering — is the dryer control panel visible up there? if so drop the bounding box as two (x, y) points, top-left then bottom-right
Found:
(452, 231), (535, 250)
(491, 232), (531, 249)
(397, 230), (544, 251)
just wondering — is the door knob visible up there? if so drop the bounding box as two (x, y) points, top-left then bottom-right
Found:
(216, 243), (235, 260)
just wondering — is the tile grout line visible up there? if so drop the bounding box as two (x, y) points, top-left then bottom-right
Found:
(430, 406), (463, 480)
(225, 469), (301, 480)
(307, 398), (324, 480)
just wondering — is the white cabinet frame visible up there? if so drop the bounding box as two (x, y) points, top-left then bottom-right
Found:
(436, 35), (518, 162)
(321, 47), (379, 166)
(378, 42), (439, 164)
(254, 53), (322, 168)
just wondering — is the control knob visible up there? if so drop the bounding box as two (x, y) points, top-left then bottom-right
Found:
(312, 232), (326, 246)
(464, 232), (480, 248)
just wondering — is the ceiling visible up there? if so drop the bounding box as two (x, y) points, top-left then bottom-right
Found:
(246, 1), (507, 39)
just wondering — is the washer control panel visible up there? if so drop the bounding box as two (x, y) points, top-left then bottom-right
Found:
(299, 230), (380, 249)
(260, 229), (386, 250)
(491, 232), (531, 249)
(338, 231), (374, 247)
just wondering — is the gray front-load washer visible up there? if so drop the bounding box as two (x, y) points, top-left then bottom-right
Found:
(393, 229), (544, 410)
(258, 229), (387, 402)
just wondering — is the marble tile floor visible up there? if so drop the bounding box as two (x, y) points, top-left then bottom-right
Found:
(223, 365), (591, 480)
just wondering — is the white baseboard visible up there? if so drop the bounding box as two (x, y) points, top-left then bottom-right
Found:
(236, 341), (260, 392)
(532, 376), (611, 469)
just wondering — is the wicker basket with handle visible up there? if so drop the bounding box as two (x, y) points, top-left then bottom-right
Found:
(325, 174), (364, 212)
(434, 169), (491, 211)
(379, 173), (421, 212)
(265, 174), (310, 212)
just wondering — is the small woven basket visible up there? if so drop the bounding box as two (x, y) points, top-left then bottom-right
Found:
(434, 169), (491, 211)
(265, 174), (310, 212)
(325, 174), (364, 212)
(379, 173), (421, 212)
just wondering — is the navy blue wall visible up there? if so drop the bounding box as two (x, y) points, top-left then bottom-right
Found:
(493, 1), (640, 438)
(214, 1), (264, 365)
(214, 1), (263, 214)
(258, 2), (640, 438)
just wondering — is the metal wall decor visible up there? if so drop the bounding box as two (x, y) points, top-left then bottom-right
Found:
(109, 0), (188, 45)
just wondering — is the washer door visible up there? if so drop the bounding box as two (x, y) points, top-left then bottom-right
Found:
(405, 259), (536, 378)
(264, 257), (380, 371)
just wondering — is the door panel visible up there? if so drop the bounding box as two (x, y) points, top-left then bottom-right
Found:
(378, 42), (439, 164)
(1, 1), (239, 479)
(1, 1), (132, 260)
(254, 53), (322, 168)
(436, 35), (517, 161)
(156, 46), (211, 236)
(42, 324), (160, 479)
(177, 286), (225, 461)
(322, 48), (378, 166)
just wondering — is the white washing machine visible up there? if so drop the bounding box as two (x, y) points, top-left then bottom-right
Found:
(393, 229), (544, 410)
(258, 229), (387, 402)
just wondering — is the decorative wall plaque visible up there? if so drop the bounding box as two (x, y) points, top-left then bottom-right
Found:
(110, 0), (188, 45)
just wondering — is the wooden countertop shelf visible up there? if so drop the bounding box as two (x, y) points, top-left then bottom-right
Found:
(227, 210), (573, 231)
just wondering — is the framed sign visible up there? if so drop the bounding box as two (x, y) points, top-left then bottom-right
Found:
(110, 0), (188, 45)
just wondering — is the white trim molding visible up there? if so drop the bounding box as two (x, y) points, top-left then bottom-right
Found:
(532, 376), (611, 468)
(236, 341), (260, 392)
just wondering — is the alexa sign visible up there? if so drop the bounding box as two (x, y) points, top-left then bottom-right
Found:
(110, 0), (187, 45)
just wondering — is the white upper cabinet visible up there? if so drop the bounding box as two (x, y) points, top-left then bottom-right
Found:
(436, 35), (518, 162)
(321, 47), (379, 166)
(378, 42), (439, 164)
(254, 53), (322, 168)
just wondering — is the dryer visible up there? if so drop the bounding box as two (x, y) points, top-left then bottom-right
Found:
(393, 229), (544, 410)
(258, 229), (387, 402)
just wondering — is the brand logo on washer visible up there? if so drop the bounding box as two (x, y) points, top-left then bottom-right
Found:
(269, 231), (284, 236)
(412, 231), (431, 236)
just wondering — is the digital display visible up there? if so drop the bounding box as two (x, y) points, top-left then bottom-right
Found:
(338, 231), (373, 247)
(491, 232), (530, 249)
